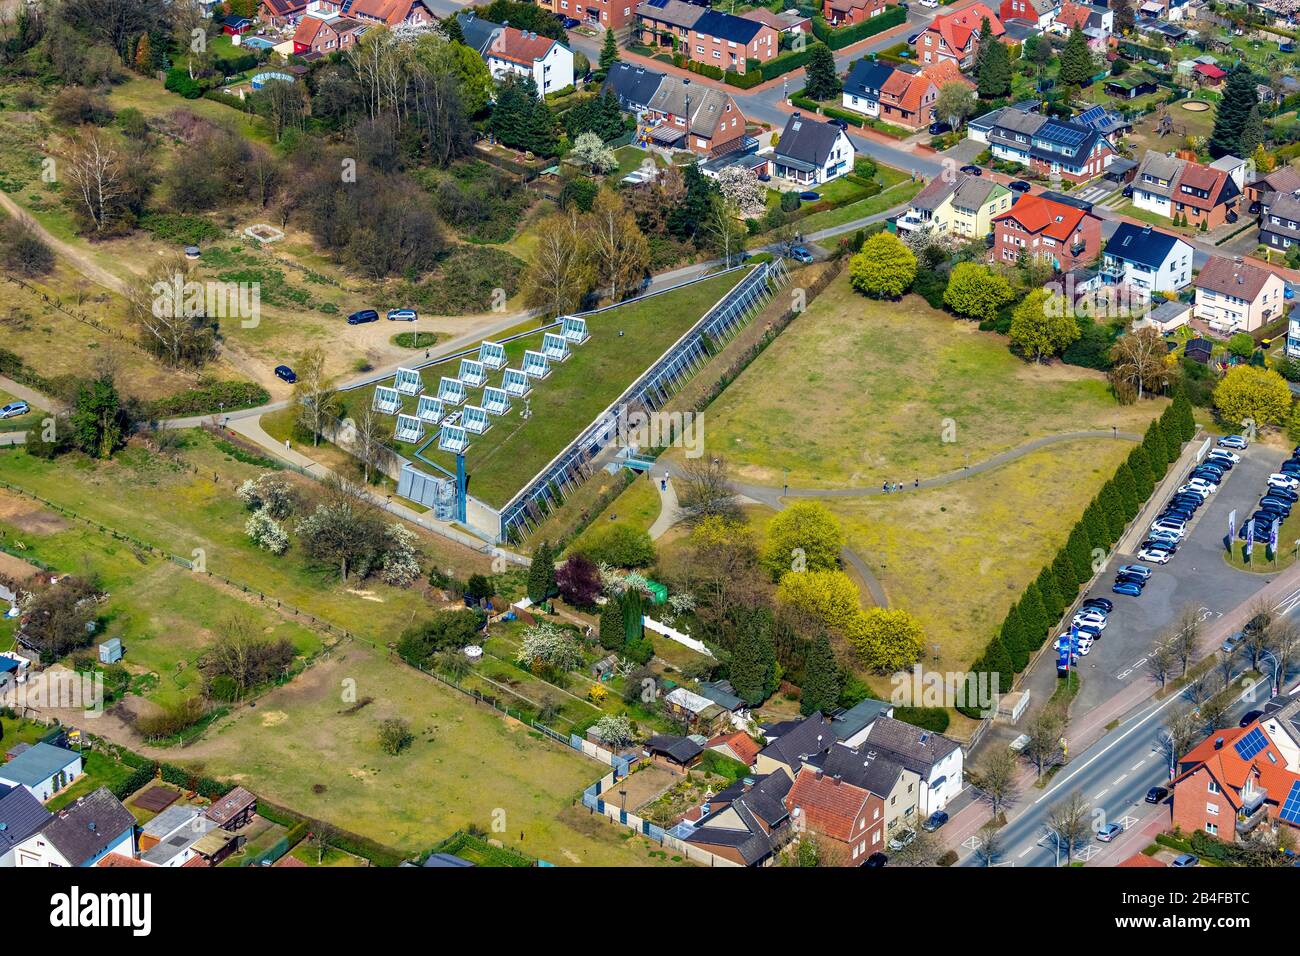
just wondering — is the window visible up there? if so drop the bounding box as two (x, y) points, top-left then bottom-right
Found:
(1208, 780), (1220, 794)
(1206, 802), (1219, 816)
(1206, 822), (1218, 835)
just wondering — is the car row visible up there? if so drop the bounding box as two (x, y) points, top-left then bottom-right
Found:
(1056, 596), (1120, 660)
(345, 308), (419, 325)
(1111, 563), (1152, 596)
(1238, 444), (1298, 541)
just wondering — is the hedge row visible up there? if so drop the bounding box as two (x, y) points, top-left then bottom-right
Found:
(752, 42), (823, 83)
(145, 380), (270, 419)
(810, 6), (907, 50)
(959, 391), (1197, 717)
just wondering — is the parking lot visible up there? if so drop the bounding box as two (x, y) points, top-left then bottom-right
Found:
(1065, 440), (1291, 713)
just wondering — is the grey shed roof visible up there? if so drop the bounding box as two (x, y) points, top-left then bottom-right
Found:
(0, 742), (80, 788)
(811, 743), (907, 797)
(1135, 151), (1184, 197)
(39, 787), (136, 865)
(698, 679), (744, 711)
(646, 76), (736, 136)
(141, 803), (203, 840)
(830, 697), (893, 742)
(758, 712), (834, 771)
(0, 783), (53, 853)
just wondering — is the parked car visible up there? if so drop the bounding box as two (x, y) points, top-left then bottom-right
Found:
(1269, 474), (1300, 490)
(928, 120), (951, 135)
(1218, 434), (1248, 450)
(1222, 631), (1245, 654)
(1081, 598), (1113, 613)
(347, 309), (380, 325)
(959, 164), (983, 176)
(1008, 180), (1032, 193)
(1145, 786), (1169, 804)
(1207, 449), (1240, 465)
(888, 828), (917, 851)
(1178, 481), (1215, 498)
(1150, 517), (1186, 537)
(1113, 580), (1144, 596)
(1118, 564), (1152, 580)
(274, 365), (297, 383)
(1170, 853), (1199, 867)
(921, 810), (949, 832)
(1072, 610), (1108, 630)
(789, 246), (815, 264)
(920, 0), (939, 6)
(1137, 546), (1173, 564)
(1121, 184), (1134, 198)
(864, 851), (888, 867)
(387, 309), (418, 322)
(1096, 822), (1123, 842)
(907, 32), (922, 43)
(828, 117), (849, 131)
(1240, 710), (1264, 727)
(1268, 486), (1299, 502)
(0, 401), (29, 419)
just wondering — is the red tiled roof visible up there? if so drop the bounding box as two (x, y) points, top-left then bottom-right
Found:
(880, 70), (935, 114)
(785, 768), (873, 842)
(97, 853), (153, 868)
(1173, 722), (1299, 814)
(182, 855), (209, 867)
(924, 3), (1004, 53)
(1055, 1), (1090, 28)
(922, 58), (974, 90)
(707, 731), (761, 766)
(487, 24), (558, 67)
(275, 854), (309, 867)
(350, 0), (421, 26)
(1195, 63), (1227, 79)
(293, 15), (326, 46)
(1119, 853), (1165, 868)
(993, 193), (1092, 241)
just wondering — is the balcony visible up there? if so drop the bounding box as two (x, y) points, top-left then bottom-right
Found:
(895, 211), (932, 233)
(1069, 242), (1087, 257)
(1235, 788), (1268, 834)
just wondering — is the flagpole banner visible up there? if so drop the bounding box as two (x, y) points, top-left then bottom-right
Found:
(1228, 508), (1236, 544)
(1247, 521), (1254, 560)
(1271, 518), (1279, 552)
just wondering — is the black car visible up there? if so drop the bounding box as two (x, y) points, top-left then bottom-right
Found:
(1081, 598), (1114, 613)
(347, 309), (379, 325)
(1240, 710), (1265, 727)
(1270, 486), (1299, 503)
(1009, 180), (1032, 193)
(907, 32), (921, 44)
(864, 851), (888, 867)
(1146, 786), (1169, 804)
(1191, 467), (1225, 482)
(274, 364), (296, 383)
(1168, 495), (1202, 510)
(929, 120), (952, 135)
(1121, 184), (1134, 198)
(960, 164), (983, 176)
(1250, 200), (1262, 215)
(828, 117), (850, 131)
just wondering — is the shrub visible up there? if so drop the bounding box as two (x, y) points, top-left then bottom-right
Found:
(582, 523), (655, 568)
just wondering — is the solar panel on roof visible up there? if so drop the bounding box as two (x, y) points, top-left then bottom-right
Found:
(1281, 780), (1300, 825)
(1078, 106), (1105, 125)
(1040, 122), (1086, 146)
(1235, 727), (1268, 760)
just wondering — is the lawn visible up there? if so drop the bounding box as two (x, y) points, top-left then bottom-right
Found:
(0, 430), (491, 643)
(699, 273), (1165, 489)
(793, 179), (923, 235)
(824, 437), (1138, 682)
(47, 749), (138, 811)
(358, 268), (752, 509)
(169, 640), (684, 866)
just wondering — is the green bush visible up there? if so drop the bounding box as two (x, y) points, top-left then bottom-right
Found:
(146, 380), (270, 418)
(165, 67), (203, 99)
(810, 6), (907, 49)
(138, 212), (223, 246)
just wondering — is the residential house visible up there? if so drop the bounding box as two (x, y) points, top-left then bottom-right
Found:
(602, 61), (666, 115)
(741, 7), (812, 34)
(1210, 155), (1249, 194)
(347, 0), (434, 29)
(207, 785), (258, 831)
(537, 0), (636, 32)
(876, 68), (939, 131)
(141, 810), (220, 868)
(687, 9), (779, 76)
(12, 787), (136, 867)
(188, 828), (242, 866)
(987, 110), (1114, 182)
(291, 14), (365, 56)
(913, 4), (1005, 70)
(0, 783), (52, 867)
(1137, 298), (1193, 334)
(1050, 1), (1112, 48)
(999, 0), (1058, 30)
(644, 76), (748, 157)
(645, 734), (704, 770)
(636, 0), (705, 51)
(0, 742), (82, 802)
(861, 716), (963, 815)
(1102, 222), (1193, 292)
(139, 804), (206, 854)
(896, 172), (1012, 239)
(1132, 150), (1241, 229)
(257, 0), (333, 28)
(785, 766), (885, 865)
(458, 15), (576, 98)
(841, 59), (895, 119)
(828, 698), (893, 748)
(813, 740), (922, 838)
(1259, 190), (1300, 254)
(823, 0), (893, 27)
(683, 771), (792, 865)
(1193, 255), (1286, 335)
(771, 112), (855, 185)
(991, 192), (1102, 271)
(756, 712), (835, 779)
(1170, 711), (1300, 842)
(1245, 166), (1300, 207)
(706, 730), (762, 767)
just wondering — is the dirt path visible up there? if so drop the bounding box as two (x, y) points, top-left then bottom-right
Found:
(0, 192), (130, 297)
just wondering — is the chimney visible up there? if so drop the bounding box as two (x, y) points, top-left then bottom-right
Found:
(832, 775), (842, 786)
(1214, 736), (1224, 750)
(814, 768), (824, 779)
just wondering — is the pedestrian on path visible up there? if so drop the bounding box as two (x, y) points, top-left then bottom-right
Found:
(914, 477), (919, 488)
(882, 481), (889, 494)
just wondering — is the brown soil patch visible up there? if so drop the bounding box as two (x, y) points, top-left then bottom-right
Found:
(0, 490), (72, 535)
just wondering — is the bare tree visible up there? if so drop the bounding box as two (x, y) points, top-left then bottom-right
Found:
(974, 821), (1004, 867)
(207, 612), (259, 702)
(522, 211), (594, 318)
(1149, 641), (1177, 690)
(1022, 706), (1065, 779)
(125, 254), (219, 368)
(293, 346), (340, 446)
(891, 828), (944, 867)
(1108, 326), (1173, 402)
(62, 129), (127, 234)
(974, 746), (1017, 818)
(351, 404), (389, 485)
(1241, 600), (1280, 672)
(1185, 669), (1223, 711)
(676, 456), (742, 525)
(706, 195), (746, 267)
(1044, 791), (1091, 866)
(1171, 605), (1201, 677)
(1158, 705), (1203, 776)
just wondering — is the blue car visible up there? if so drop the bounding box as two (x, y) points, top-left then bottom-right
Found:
(789, 245), (815, 264)
(274, 365), (296, 383)
(1113, 580), (1144, 596)
(346, 309), (379, 325)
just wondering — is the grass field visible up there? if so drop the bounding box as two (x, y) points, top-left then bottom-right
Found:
(824, 437), (1138, 682)
(170, 640), (683, 866)
(0, 430), (491, 642)
(700, 274), (1165, 489)
(353, 269), (751, 508)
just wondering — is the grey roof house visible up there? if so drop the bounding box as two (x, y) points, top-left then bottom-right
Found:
(771, 112), (854, 186)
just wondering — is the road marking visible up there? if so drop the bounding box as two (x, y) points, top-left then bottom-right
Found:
(1114, 774), (1127, 785)
(1018, 845), (1034, 859)
(1132, 759), (1146, 771)
(1093, 788), (1109, 800)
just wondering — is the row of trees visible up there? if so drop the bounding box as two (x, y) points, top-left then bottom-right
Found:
(960, 392), (1196, 715)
